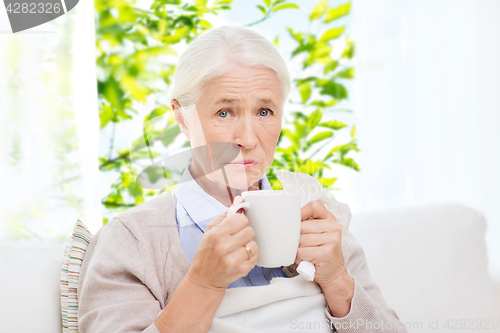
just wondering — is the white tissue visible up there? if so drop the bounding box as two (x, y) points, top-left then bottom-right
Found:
(274, 170), (352, 229)
(297, 261), (316, 281)
(274, 170), (352, 283)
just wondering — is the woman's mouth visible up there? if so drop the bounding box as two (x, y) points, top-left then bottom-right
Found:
(227, 160), (258, 170)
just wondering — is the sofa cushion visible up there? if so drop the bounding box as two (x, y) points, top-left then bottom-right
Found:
(0, 239), (64, 333)
(60, 219), (93, 332)
(350, 203), (499, 332)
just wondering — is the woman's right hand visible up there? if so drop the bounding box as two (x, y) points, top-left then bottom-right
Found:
(186, 209), (259, 290)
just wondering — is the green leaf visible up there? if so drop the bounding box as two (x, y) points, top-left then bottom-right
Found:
(143, 165), (165, 184)
(310, 131), (333, 144)
(263, 0), (271, 7)
(305, 42), (332, 66)
(269, 178), (283, 190)
(272, 3), (300, 12)
(294, 119), (308, 138)
(273, 0), (288, 5)
(335, 67), (355, 78)
(198, 19), (212, 29)
(351, 125), (356, 139)
(256, 4), (267, 15)
(336, 157), (360, 171)
(309, 0), (327, 21)
(286, 27), (303, 43)
(99, 104), (114, 128)
(214, 5), (231, 10)
(162, 27), (191, 44)
(303, 159), (329, 175)
(319, 81), (348, 99)
(342, 37), (355, 59)
(319, 27), (345, 42)
(108, 54), (124, 66)
(298, 81), (311, 103)
(102, 76), (125, 113)
(127, 182), (143, 198)
(307, 109), (323, 129)
(282, 129), (299, 146)
(325, 2), (351, 23)
(129, 150), (159, 161)
(120, 75), (148, 102)
(311, 99), (338, 108)
(325, 141), (359, 160)
(318, 120), (347, 130)
(318, 177), (337, 187)
(324, 60), (338, 74)
(161, 126), (181, 147)
(273, 36), (279, 47)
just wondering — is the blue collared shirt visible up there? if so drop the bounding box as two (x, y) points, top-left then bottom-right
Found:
(173, 164), (288, 288)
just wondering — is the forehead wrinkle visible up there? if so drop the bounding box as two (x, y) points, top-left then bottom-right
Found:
(212, 97), (278, 110)
(200, 67), (284, 110)
(211, 72), (278, 89)
(208, 82), (282, 108)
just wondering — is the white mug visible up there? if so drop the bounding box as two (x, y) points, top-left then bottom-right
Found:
(227, 190), (301, 268)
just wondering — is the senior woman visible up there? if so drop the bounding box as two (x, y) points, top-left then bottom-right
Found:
(78, 26), (407, 332)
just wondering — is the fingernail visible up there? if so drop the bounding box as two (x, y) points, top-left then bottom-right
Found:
(232, 195), (244, 205)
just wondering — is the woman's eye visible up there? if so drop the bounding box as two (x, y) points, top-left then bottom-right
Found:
(259, 109), (272, 117)
(218, 110), (229, 118)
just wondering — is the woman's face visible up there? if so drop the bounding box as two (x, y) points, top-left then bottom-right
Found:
(174, 65), (284, 190)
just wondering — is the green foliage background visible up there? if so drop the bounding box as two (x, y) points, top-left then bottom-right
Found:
(96, 0), (359, 224)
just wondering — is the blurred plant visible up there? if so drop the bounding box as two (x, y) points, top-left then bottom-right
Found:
(251, 0), (359, 191)
(96, 0), (359, 224)
(96, 0), (232, 223)
(247, 0), (300, 26)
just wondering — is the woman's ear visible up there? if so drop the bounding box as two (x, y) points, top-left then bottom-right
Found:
(171, 99), (190, 141)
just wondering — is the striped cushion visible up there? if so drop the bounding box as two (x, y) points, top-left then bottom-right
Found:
(60, 219), (93, 333)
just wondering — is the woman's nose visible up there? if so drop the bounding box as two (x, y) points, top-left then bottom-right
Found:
(233, 115), (258, 149)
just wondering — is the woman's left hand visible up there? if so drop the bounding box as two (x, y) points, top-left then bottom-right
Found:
(295, 200), (348, 289)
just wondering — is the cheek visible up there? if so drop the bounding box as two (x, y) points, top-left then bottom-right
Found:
(201, 118), (232, 140)
(188, 127), (203, 142)
(184, 117), (207, 148)
(260, 122), (281, 157)
(260, 120), (281, 142)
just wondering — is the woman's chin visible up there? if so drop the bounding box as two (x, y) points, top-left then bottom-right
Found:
(219, 170), (262, 190)
(224, 162), (265, 177)
(227, 162), (267, 175)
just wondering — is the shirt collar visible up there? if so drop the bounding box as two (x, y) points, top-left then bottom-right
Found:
(260, 172), (272, 190)
(174, 164), (271, 232)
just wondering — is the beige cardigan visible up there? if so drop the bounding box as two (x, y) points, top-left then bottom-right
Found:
(78, 189), (407, 332)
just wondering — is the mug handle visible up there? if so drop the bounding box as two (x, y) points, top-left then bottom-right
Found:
(227, 201), (251, 216)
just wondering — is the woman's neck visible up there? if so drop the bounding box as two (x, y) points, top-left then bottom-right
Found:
(189, 160), (260, 207)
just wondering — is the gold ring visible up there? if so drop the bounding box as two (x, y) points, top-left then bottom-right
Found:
(244, 244), (252, 260)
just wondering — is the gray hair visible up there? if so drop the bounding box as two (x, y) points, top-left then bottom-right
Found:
(169, 25), (291, 111)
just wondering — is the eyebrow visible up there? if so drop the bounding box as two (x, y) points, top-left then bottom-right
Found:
(213, 98), (278, 109)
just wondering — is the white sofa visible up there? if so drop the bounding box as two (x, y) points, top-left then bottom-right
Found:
(1, 202), (499, 333)
(349, 202), (500, 333)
